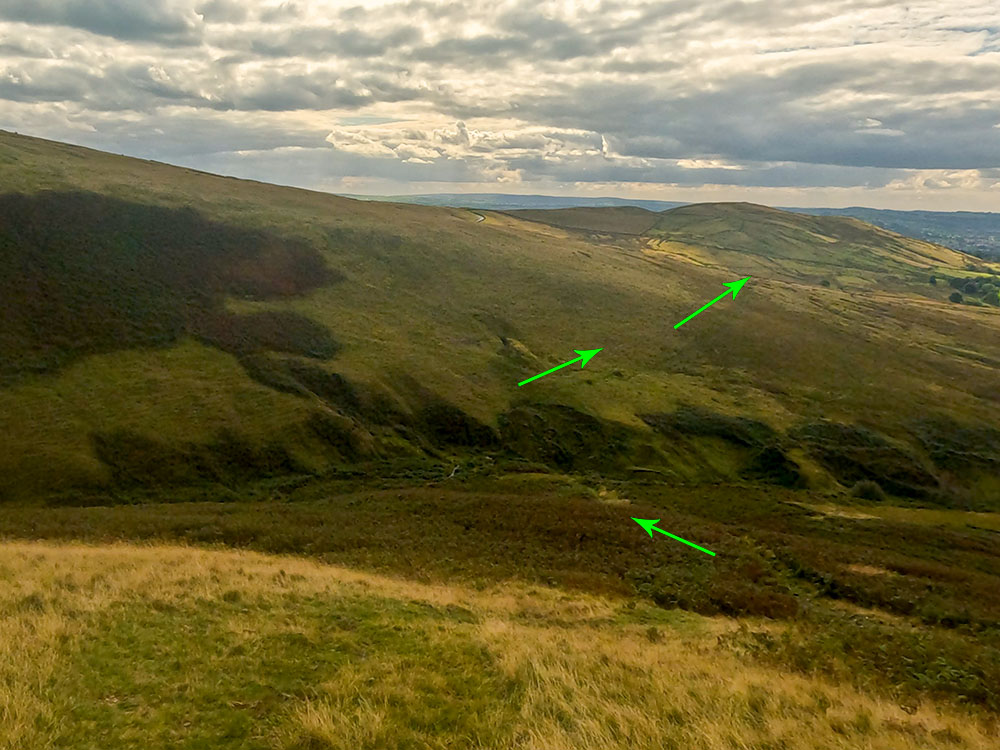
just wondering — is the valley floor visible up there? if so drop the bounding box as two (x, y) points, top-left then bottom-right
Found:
(2, 539), (996, 750)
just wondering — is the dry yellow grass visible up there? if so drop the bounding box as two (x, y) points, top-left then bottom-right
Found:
(0, 540), (994, 749)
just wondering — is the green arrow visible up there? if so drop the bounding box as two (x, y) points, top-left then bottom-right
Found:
(631, 518), (716, 556)
(673, 276), (750, 329)
(517, 348), (602, 387)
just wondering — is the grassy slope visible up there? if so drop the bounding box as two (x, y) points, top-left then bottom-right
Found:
(3, 539), (996, 750)
(2, 130), (1000, 501)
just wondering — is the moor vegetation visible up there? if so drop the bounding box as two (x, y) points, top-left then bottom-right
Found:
(2, 477), (999, 721)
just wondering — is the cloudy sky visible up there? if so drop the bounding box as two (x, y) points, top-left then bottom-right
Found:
(1, 0), (999, 209)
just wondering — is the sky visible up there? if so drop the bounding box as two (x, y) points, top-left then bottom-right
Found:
(1, 0), (999, 210)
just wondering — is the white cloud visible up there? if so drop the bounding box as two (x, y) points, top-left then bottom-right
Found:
(676, 159), (745, 170)
(885, 169), (996, 191)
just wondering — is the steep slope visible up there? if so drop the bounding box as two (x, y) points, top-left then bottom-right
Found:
(1, 130), (999, 504)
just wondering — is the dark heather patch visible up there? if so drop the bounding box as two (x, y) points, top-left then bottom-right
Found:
(742, 444), (804, 488)
(910, 417), (1000, 472)
(0, 190), (340, 383)
(238, 356), (397, 425)
(641, 406), (779, 448)
(499, 404), (633, 472)
(92, 429), (305, 488)
(306, 411), (372, 461)
(191, 311), (339, 359)
(419, 402), (499, 449)
(791, 421), (938, 498)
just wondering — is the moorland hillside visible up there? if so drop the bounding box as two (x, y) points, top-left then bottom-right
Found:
(1, 130), (999, 505)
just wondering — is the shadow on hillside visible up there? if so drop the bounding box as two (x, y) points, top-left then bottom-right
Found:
(0, 190), (341, 382)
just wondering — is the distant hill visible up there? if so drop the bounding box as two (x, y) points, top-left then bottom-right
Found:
(358, 192), (999, 260)
(511, 201), (973, 274)
(784, 206), (1000, 260)
(2, 129), (1000, 507)
(509, 205), (662, 235)
(344, 192), (685, 212)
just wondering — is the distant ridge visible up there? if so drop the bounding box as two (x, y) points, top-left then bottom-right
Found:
(347, 192), (999, 259)
(783, 206), (1000, 259)
(341, 192), (686, 212)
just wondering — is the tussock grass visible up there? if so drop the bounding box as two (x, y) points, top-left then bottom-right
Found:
(1, 540), (995, 749)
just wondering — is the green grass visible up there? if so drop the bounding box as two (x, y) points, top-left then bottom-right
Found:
(51, 592), (509, 749)
(801, 502), (1000, 532)
(0, 339), (311, 499)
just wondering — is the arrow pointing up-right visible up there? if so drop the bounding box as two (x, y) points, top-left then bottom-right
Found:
(674, 276), (751, 329)
(723, 276), (751, 299)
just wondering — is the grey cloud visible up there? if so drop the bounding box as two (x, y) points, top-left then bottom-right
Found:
(259, 1), (303, 23)
(345, 0), (471, 25)
(0, 62), (89, 102)
(411, 35), (532, 64)
(196, 144), (489, 187)
(509, 59), (1000, 170)
(0, 37), (57, 59)
(385, 0), (687, 66)
(0, 0), (203, 44)
(496, 10), (576, 41)
(220, 71), (425, 112)
(74, 113), (325, 160)
(478, 132), (551, 150)
(0, 53), (426, 113)
(499, 151), (902, 189)
(600, 58), (681, 74)
(695, 0), (908, 31)
(0, 59), (210, 111)
(436, 121), (469, 146)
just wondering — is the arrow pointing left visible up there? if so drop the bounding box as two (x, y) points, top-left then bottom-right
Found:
(631, 518), (716, 556)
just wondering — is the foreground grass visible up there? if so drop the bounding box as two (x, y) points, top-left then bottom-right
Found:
(2, 540), (995, 750)
(3, 481), (999, 715)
